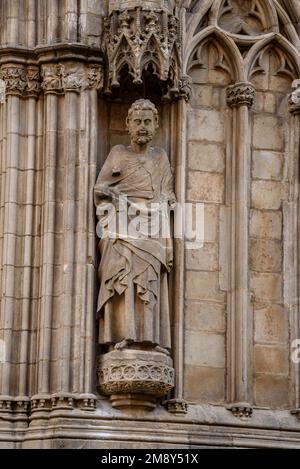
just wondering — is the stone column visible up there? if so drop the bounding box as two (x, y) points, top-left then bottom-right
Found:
(289, 79), (300, 422)
(0, 63), (38, 420)
(225, 82), (255, 418)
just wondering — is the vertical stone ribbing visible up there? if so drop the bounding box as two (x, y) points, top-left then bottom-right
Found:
(27, 0), (37, 47)
(36, 92), (58, 396)
(57, 89), (78, 393)
(226, 82), (255, 415)
(64, 0), (79, 42)
(46, 0), (59, 44)
(17, 97), (37, 398)
(0, 95), (20, 397)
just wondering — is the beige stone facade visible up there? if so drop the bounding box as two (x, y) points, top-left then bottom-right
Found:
(0, 0), (300, 448)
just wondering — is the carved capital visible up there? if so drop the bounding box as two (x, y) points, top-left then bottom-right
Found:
(26, 66), (41, 98)
(226, 402), (253, 418)
(42, 63), (104, 95)
(289, 79), (300, 114)
(0, 65), (27, 97)
(87, 64), (104, 91)
(41, 64), (65, 94)
(226, 82), (255, 108)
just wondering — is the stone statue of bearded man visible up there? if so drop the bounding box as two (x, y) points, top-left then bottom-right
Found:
(94, 99), (176, 355)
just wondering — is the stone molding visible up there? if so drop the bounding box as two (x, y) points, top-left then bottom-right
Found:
(226, 82), (256, 108)
(0, 394), (97, 414)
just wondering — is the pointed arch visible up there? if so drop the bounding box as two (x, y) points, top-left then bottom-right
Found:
(185, 0), (214, 47)
(185, 25), (245, 81)
(273, 0), (300, 48)
(245, 32), (300, 80)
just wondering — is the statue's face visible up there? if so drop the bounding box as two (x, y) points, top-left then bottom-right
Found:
(127, 109), (156, 145)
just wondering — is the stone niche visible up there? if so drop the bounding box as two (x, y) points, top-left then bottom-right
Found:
(96, 0), (183, 411)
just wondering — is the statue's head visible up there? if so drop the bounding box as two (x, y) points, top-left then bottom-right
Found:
(126, 99), (159, 146)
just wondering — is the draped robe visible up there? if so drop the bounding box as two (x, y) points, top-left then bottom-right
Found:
(94, 144), (175, 349)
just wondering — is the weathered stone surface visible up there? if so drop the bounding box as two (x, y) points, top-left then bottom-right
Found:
(250, 210), (282, 240)
(186, 243), (218, 271)
(188, 172), (224, 203)
(253, 115), (283, 150)
(186, 271), (226, 302)
(250, 273), (282, 302)
(184, 365), (225, 402)
(255, 375), (290, 408)
(250, 239), (282, 272)
(185, 331), (225, 367)
(188, 109), (224, 142)
(252, 150), (283, 181)
(254, 345), (289, 374)
(252, 181), (286, 210)
(254, 303), (288, 344)
(185, 301), (226, 332)
(188, 141), (225, 173)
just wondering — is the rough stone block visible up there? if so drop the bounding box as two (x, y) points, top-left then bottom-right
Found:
(252, 181), (285, 210)
(250, 239), (282, 272)
(252, 150), (283, 181)
(188, 172), (224, 203)
(184, 365), (225, 402)
(186, 271), (226, 302)
(253, 115), (283, 150)
(250, 209), (282, 240)
(185, 330), (225, 367)
(254, 345), (289, 374)
(250, 273), (282, 302)
(185, 301), (226, 332)
(188, 141), (225, 173)
(186, 243), (218, 271)
(255, 375), (289, 408)
(254, 303), (288, 344)
(203, 204), (219, 242)
(264, 93), (276, 113)
(188, 109), (224, 142)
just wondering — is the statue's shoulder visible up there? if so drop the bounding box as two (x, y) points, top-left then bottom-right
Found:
(109, 144), (128, 155)
(151, 146), (168, 158)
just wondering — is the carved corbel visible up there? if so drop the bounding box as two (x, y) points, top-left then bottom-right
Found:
(226, 82), (256, 108)
(289, 79), (300, 114)
(103, 0), (184, 100)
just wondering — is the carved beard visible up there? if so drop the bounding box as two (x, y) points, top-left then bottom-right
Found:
(131, 131), (153, 145)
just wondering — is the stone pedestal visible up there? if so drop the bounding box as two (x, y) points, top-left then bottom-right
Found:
(97, 350), (174, 410)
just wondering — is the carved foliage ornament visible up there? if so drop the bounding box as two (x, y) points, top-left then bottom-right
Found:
(0, 65), (41, 98)
(103, 2), (187, 100)
(226, 81), (255, 108)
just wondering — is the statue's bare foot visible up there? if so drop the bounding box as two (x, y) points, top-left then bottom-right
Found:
(114, 339), (132, 351)
(155, 345), (170, 356)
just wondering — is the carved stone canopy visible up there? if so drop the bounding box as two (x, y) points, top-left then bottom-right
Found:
(103, 0), (188, 100)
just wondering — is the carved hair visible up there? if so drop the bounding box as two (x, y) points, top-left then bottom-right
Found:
(127, 99), (159, 128)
